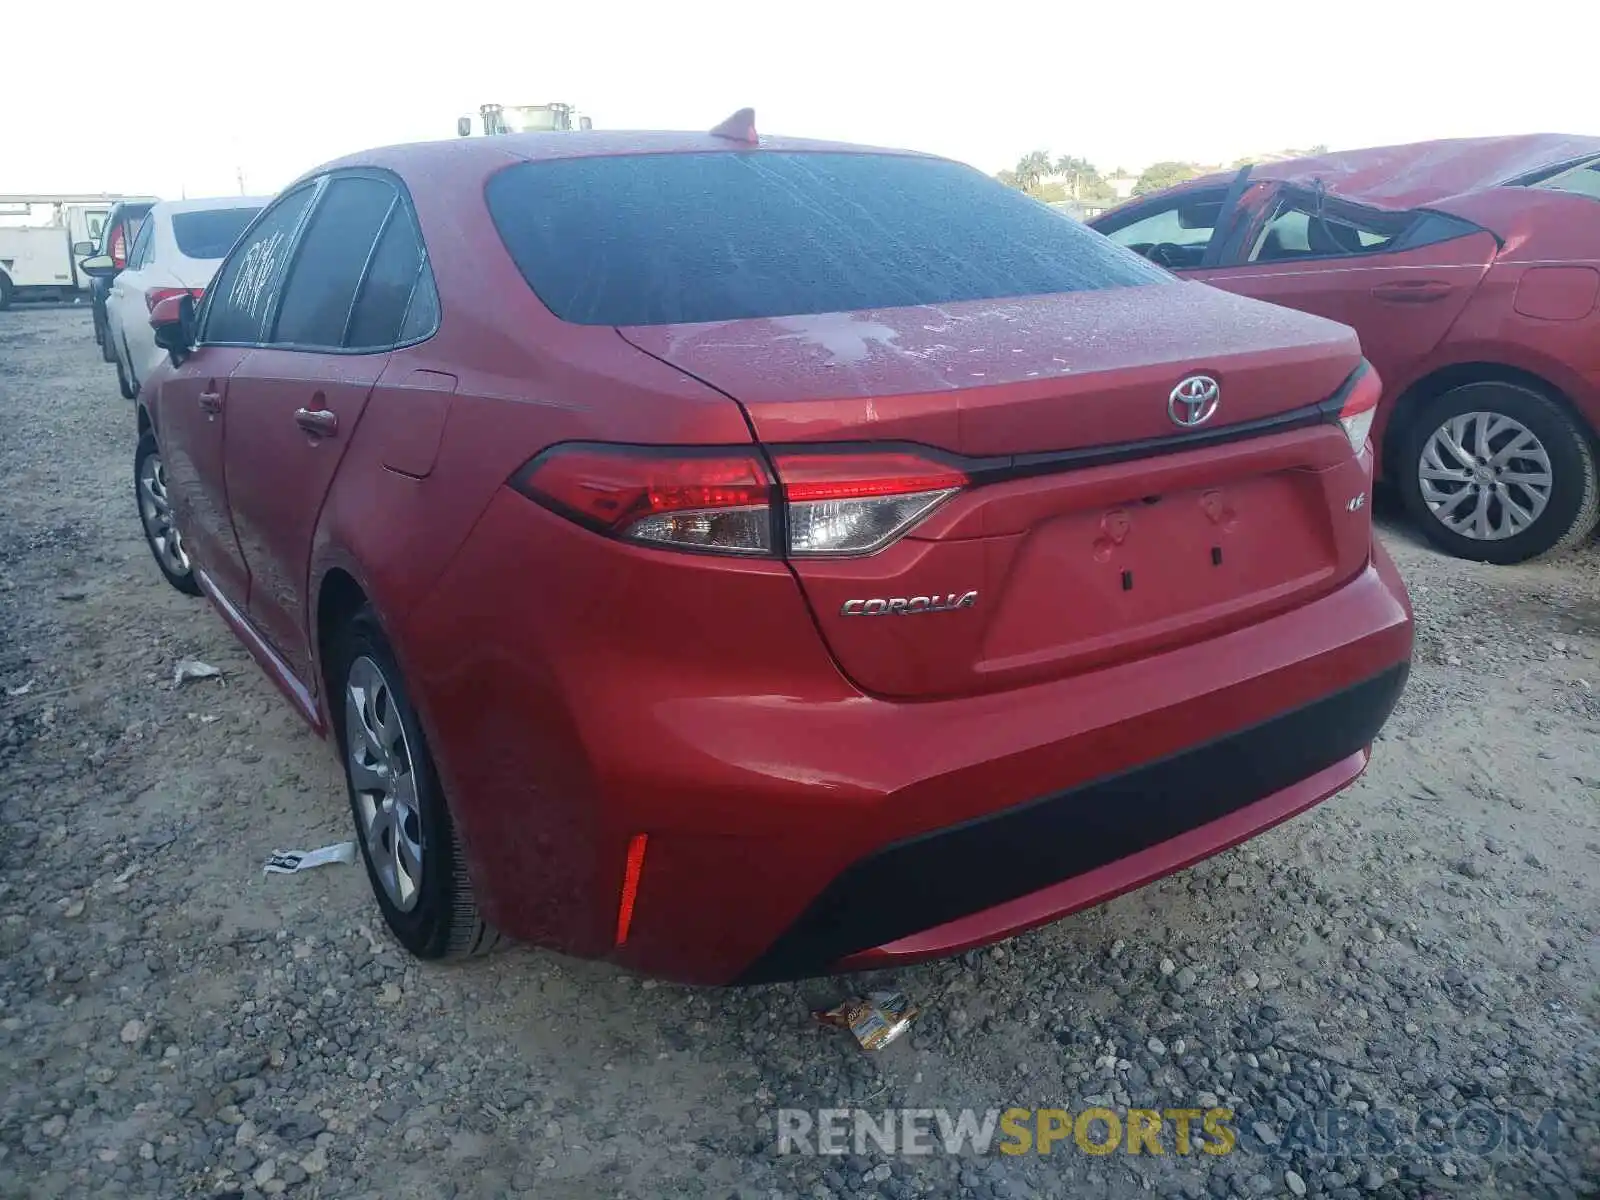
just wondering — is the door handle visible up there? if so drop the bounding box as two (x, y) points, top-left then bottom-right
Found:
(198, 390), (223, 413)
(294, 408), (339, 438)
(1370, 280), (1455, 303)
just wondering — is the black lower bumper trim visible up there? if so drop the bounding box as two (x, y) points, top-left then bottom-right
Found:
(736, 662), (1409, 984)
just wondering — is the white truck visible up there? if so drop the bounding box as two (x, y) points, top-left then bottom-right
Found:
(455, 103), (593, 138)
(0, 195), (154, 309)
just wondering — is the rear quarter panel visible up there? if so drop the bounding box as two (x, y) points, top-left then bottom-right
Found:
(1405, 189), (1600, 432)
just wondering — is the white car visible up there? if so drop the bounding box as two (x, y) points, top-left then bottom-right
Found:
(102, 197), (269, 398)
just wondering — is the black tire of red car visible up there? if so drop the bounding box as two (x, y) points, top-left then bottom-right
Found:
(114, 338), (136, 401)
(1398, 380), (1600, 564)
(0, 270), (13, 311)
(134, 433), (201, 596)
(332, 606), (500, 961)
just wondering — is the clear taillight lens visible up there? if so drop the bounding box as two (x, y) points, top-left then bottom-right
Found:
(512, 444), (967, 557)
(1338, 366), (1382, 455)
(774, 450), (966, 556)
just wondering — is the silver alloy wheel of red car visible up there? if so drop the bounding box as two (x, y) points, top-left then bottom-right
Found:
(1417, 410), (1554, 541)
(136, 448), (190, 578)
(345, 655), (426, 913)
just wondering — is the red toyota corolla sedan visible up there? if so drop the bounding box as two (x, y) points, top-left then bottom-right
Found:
(1090, 135), (1600, 564)
(134, 116), (1412, 984)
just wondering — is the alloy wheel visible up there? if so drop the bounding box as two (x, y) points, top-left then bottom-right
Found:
(137, 450), (191, 576)
(345, 656), (425, 912)
(1417, 410), (1553, 541)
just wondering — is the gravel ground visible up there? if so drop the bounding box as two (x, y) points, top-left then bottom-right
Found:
(1, 307), (1597, 1200)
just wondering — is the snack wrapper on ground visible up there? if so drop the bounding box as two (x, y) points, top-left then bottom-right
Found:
(815, 991), (919, 1050)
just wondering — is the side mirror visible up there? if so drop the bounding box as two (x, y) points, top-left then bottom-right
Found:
(150, 293), (197, 365)
(456, 116), (472, 138)
(78, 253), (118, 278)
(72, 240), (96, 256)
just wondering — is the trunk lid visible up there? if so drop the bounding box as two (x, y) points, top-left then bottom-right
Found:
(622, 283), (1373, 700)
(619, 282), (1360, 454)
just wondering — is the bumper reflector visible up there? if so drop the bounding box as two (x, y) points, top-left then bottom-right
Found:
(615, 833), (649, 946)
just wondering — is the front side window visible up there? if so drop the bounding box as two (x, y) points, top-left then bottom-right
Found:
(1100, 190), (1228, 269)
(172, 208), (264, 260)
(203, 187), (315, 345)
(1249, 195), (1409, 262)
(271, 177), (396, 347)
(486, 151), (1169, 327)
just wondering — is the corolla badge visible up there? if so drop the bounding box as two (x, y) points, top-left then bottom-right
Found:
(840, 591), (978, 616)
(1169, 375), (1221, 427)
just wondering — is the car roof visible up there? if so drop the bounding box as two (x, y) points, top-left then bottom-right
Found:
(1178, 133), (1600, 211)
(151, 196), (273, 217)
(297, 129), (937, 186)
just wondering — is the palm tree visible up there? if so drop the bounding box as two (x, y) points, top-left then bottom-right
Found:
(1014, 151), (1053, 196)
(1053, 155), (1096, 200)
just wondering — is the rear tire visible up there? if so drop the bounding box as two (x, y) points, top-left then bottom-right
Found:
(135, 433), (201, 596)
(0, 271), (13, 311)
(1398, 381), (1599, 564)
(332, 607), (500, 961)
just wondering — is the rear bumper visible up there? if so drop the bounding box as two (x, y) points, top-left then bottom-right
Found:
(407, 490), (1413, 986)
(739, 665), (1403, 983)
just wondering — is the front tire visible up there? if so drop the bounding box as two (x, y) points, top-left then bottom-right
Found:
(135, 433), (200, 595)
(0, 271), (13, 311)
(332, 608), (499, 961)
(113, 336), (136, 400)
(1398, 381), (1599, 564)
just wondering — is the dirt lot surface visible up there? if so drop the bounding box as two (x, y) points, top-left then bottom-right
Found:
(2, 307), (1597, 1200)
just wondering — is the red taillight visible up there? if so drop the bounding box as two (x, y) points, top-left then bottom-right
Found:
(110, 227), (126, 268)
(145, 287), (205, 313)
(1338, 366), (1382, 455)
(513, 444), (774, 554)
(512, 443), (967, 557)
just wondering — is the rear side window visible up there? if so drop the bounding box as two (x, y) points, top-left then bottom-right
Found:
(204, 187), (315, 344)
(398, 271), (439, 342)
(171, 208), (263, 260)
(272, 177), (395, 347)
(485, 151), (1169, 326)
(1249, 196), (1409, 262)
(127, 219), (155, 269)
(344, 205), (432, 348)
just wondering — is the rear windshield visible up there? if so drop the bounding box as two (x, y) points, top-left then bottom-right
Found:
(485, 151), (1170, 326)
(171, 208), (262, 260)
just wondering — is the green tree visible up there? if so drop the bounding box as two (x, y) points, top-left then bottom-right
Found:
(1053, 154), (1098, 200)
(1013, 150), (1053, 196)
(1133, 161), (1201, 196)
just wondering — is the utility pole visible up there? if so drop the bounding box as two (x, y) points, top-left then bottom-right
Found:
(236, 165), (246, 196)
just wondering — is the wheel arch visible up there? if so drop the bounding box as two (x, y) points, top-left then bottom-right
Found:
(314, 566), (371, 735)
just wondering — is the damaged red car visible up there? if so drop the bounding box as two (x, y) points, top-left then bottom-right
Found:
(1092, 134), (1600, 563)
(133, 119), (1412, 984)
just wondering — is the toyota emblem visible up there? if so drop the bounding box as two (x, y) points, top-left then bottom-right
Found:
(1168, 375), (1220, 427)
